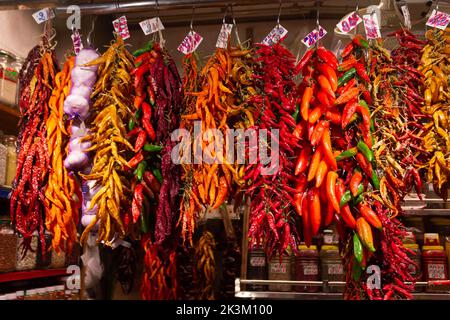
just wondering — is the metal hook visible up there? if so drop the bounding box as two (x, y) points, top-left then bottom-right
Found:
(155, 0), (160, 18)
(230, 4), (241, 46)
(276, 0), (282, 26)
(190, 5), (195, 31)
(222, 4), (231, 24)
(87, 16), (97, 48)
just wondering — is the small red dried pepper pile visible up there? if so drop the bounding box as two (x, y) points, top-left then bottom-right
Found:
(245, 42), (299, 259)
(11, 42), (58, 254)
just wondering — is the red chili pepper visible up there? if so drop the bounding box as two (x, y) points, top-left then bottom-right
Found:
(355, 104), (371, 136)
(295, 145), (311, 175)
(321, 127), (337, 171)
(350, 170), (363, 196)
(293, 192), (305, 216)
(302, 193), (312, 247)
(310, 120), (329, 146)
(338, 55), (357, 72)
(143, 171), (161, 193)
(341, 41), (354, 58)
(308, 188), (322, 237)
(307, 147), (322, 182)
(317, 89), (331, 106)
(300, 86), (313, 121)
(324, 201), (334, 227)
(318, 75), (336, 99)
(361, 87), (372, 105)
(308, 105), (325, 124)
(355, 63), (370, 82)
(337, 78), (357, 96)
(355, 152), (373, 178)
(134, 129), (147, 152)
(292, 122), (306, 139)
(358, 203), (383, 230)
(317, 47), (338, 69)
(335, 87), (359, 105)
(324, 110), (341, 125)
(295, 49), (314, 74)
(352, 35), (369, 48)
(128, 152), (144, 169)
(318, 64), (338, 92)
(132, 183), (144, 223)
(341, 100), (358, 128)
(326, 171), (340, 213)
(127, 126), (142, 139)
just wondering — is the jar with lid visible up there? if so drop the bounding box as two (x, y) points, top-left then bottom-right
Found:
(320, 245), (344, 293)
(49, 248), (66, 269)
(3, 135), (16, 187)
(0, 137), (7, 185)
(0, 217), (17, 272)
(403, 243), (422, 292)
(247, 245), (267, 291)
(0, 51), (21, 106)
(15, 290), (25, 301)
(16, 232), (38, 271)
(37, 231), (52, 269)
(268, 250), (291, 292)
(422, 245), (449, 293)
(293, 244), (320, 293)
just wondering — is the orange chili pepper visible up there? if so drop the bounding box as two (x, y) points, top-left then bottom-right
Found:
(302, 194), (312, 247)
(307, 147), (322, 181)
(308, 105), (325, 124)
(321, 127), (337, 171)
(356, 217), (376, 252)
(308, 188), (322, 237)
(326, 171), (340, 213)
(335, 87), (359, 105)
(315, 160), (328, 188)
(301, 86), (313, 121)
(211, 177), (228, 209)
(335, 181), (356, 229)
(350, 170), (363, 196)
(358, 203), (383, 230)
(318, 75), (335, 99)
(318, 64), (338, 91)
(295, 145), (311, 175)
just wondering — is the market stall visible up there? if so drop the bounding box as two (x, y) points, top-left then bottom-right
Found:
(0, 0), (449, 301)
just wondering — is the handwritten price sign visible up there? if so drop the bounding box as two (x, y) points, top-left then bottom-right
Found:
(301, 25), (327, 47)
(262, 25), (288, 46)
(71, 30), (83, 55)
(363, 14), (381, 39)
(336, 11), (362, 34)
(401, 5), (412, 30)
(177, 31), (203, 55)
(216, 23), (233, 49)
(426, 10), (450, 30)
(139, 17), (165, 35)
(113, 16), (131, 40)
(32, 8), (55, 24)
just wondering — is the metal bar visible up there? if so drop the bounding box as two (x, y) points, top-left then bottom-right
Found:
(1, 0), (314, 14)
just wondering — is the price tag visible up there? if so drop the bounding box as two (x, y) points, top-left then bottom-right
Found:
(32, 8), (55, 24)
(363, 14), (381, 39)
(250, 257), (266, 267)
(428, 264), (446, 279)
(336, 11), (362, 34)
(262, 24), (288, 46)
(177, 31), (203, 54)
(139, 17), (165, 35)
(216, 23), (233, 49)
(304, 264), (319, 275)
(328, 264), (344, 275)
(71, 30), (83, 55)
(113, 15), (131, 40)
(270, 262), (287, 274)
(401, 5), (412, 30)
(426, 9), (450, 30)
(301, 25), (327, 47)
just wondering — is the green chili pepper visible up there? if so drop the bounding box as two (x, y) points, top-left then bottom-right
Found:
(136, 160), (147, 181)
(152, 167), (163, 184)
(340, 190), (352, 208)
(338, 68), (356, 87)
(143, 144), (163, 152)
(135, 61), (143, 68)
(348, 113), (359, 126)
(353, 193), (364, 206)
(133, 48), (147, 57)
(353, 36), (369, 48)
(140, 213), (148, 233)
(336, 147), (358, 162)
(128, 117), (135, 131)
(353, 233), (364, 264)
(357, 140), (374, 162)
(371, 170), (380, 190)
(292, 103), (300, 123)
(135, 107), (142, 120)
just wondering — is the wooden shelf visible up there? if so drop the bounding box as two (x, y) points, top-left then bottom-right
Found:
(0, 102), (19, 135)
(0, 269), (68, 284)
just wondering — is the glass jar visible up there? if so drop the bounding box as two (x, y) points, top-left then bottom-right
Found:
(268, 252), (291, 292)
(3, 135), (16, 187)
(293, 244), (320, 293)
(0, 218), (17, 272)
(49, 248), (66, 269)
(422, 245), (449, 293)
(320, 245), (344, 293)
(0, 137), (7, 185)
(16, 232), (37, 271)
(37, 232), (52, 269)
(247, 246), (267, 291)
(0, 51), (21, 107)
(403, 243), (422, 292)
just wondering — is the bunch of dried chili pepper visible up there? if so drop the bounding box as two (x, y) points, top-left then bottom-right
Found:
(419, 28), (450, 200)
(245, 42), (299, 260)
(11, 41), (59, 255)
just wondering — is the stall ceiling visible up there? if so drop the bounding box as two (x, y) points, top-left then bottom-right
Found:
(0, 1), (438, 27)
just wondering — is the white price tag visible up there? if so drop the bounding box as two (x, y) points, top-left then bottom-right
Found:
(303, 264), (318, 275)
(401, 5), (412, 30)
(71, 30), (83, 55)
(363, 14), (381, 39)
(426, 9), (450, 30)
(428, 264), (446, 279)
(262, 24), (288, 46)
(270, 262), (288, 274)
(139, 17), (165, 35)
(32, 8), (55, 24)
(328, 264), (344, 275)
(113, 16), (131, 40)
(216, 23), (233, 49)
(177, 31), (203, 54)
(336, 11), (362, 34)
(301, 25), (327, 48)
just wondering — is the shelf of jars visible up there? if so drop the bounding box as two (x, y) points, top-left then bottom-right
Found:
(234, 279), (450, 300)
